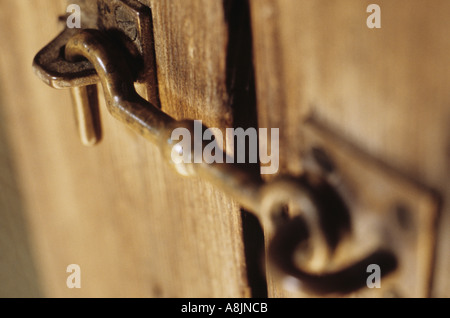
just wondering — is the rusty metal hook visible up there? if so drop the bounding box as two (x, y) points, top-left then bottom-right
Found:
(33, 28), (398, 295)
(269, 216), (397, 294)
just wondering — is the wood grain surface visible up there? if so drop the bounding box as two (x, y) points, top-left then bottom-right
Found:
(0, 0), (448, 298)
(0, 0), (250, 297)
(250, 0), (449, 297)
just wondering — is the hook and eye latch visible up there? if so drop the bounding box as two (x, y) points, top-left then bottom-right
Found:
(33, 27), (399, 295)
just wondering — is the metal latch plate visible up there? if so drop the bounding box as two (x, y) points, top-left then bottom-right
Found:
(302, 118), (438, 297)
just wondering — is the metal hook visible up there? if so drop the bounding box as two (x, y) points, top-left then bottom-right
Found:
(269, 216), (397, 295)
(33, 28), (398, 295)
(70, 84), (101, 146)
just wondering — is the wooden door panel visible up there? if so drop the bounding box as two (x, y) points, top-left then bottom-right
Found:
(250, 0), (449, 297)
(0, 0), (249, 297)
(0, 0), (448, 298)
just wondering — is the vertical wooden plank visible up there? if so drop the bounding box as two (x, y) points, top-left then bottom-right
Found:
(140, 0), (250, 297)
(250, 0), (450, 297)
(0, 0), (68, 297)
(0, 0), (250, 297)
(146, 0), (232, 126)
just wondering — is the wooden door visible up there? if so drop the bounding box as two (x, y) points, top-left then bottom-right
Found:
(0, 0), (250, 298)
(0, 0), (448, 298)
(249, 0), (450, 297)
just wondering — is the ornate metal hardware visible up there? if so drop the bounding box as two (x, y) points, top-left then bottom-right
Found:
(32, 0), (438, 296)
(34, 0), (158, 146)
(34, 27), (357, 293)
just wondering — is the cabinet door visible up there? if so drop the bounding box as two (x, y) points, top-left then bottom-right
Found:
(0, 0), (448, 298)
(250, 0), (449, 297)
(0, 0), (251, 297)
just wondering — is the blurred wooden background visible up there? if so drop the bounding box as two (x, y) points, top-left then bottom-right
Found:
(0, 0), (448, 297)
